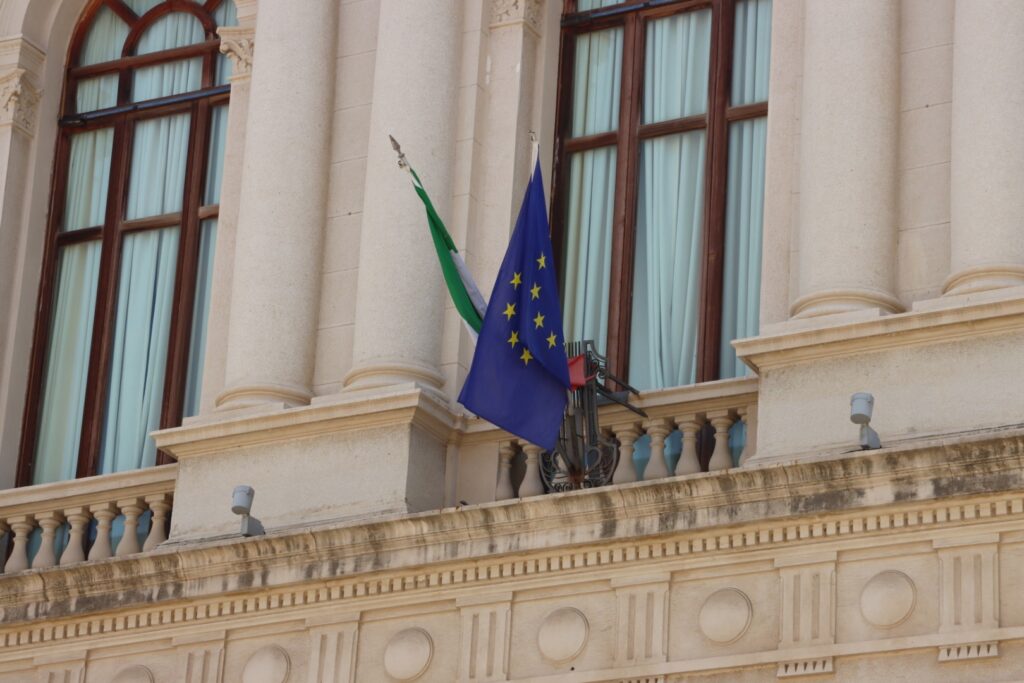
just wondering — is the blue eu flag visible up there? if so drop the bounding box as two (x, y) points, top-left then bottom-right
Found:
(458, 160), (570, 450)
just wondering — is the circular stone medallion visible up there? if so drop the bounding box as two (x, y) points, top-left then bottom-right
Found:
(241, 645), (291, 683)
(698, 588), (752, 644)
(860, 570), (916, 628)
(537, 607), (589, 664)
(383, 628), (434, 681)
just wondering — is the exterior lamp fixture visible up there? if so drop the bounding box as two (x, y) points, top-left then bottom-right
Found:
(232, 485), (265, 537)
(850, 392), (882, 450)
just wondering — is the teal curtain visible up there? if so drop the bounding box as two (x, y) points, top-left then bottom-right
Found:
(99, 111), (190, 473)
(132, 13), (204, 102)
(99, 228), (180, 474)
(32, 243), (102, 484)
(63, 129), (114, 231)
(562, 28), (621, 354)
(719, 0), (771, 378)
(628, 12), (711, 390)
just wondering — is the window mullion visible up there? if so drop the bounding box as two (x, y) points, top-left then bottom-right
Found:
(695, 0), (734, 383)
(158, 98), (211, 451)
(606, 14), (644, 387)
(76, 116), (133, 478)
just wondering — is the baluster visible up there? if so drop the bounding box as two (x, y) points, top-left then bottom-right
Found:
(116, 498), (144, 557)
(610, 423), (640, 484)
(642, 418), (671, 480)
(88, 502), (116, 561)
(495, 441), (517, 501)
(60, 507), (91, 565)
(675, 416), (703, 475)
(739, 404), (758, 466)
(707, 410), (735, 472)
(519, 444), (544, 497)
(4, 516), (34, 573)
(31, 511), (64, 569)
(143, 494), (172, 551)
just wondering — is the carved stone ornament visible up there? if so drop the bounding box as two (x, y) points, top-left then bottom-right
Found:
(491, 0), (543, 33)
(217, 27), (255, 79)
(0, 68), (41, 136)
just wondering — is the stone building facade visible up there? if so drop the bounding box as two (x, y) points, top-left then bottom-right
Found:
(0, 0), (1023, 681)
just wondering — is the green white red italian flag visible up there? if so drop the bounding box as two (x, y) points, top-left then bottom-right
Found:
(406, 164), (487, 335)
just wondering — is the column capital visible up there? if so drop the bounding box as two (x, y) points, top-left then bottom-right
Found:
(0, 68), (40, 137)
(218, 27), (254, 81)
(491, 0), (543, 35)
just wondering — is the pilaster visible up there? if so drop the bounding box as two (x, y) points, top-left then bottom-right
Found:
(457, 594), (512, 682)
(612, 575), (670, 667)
(306, 614), (360, 683)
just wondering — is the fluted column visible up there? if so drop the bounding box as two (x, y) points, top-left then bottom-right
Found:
(946, 1), (1024, 295)
(217, 0), (338, 409)
(344, 0), (462, 394)
(792, 0), (901, 318)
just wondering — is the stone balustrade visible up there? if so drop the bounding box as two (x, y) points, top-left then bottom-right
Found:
(0, 464), (175, 574)
(488, 377), (758, 500)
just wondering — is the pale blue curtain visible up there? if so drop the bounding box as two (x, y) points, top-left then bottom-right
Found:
(719, 117), (767, 378)
(643, 10), (711, 123)
(126, 113), (191, 218)
(80, 7), (128, 65)
(99, 228), (179, 474)
(63, 129), (114, 231)
(99, 111), (190, 473)
(571, 28), (622, 136)
(214, 0), (239, 85)
(183, 219), (217, 418)
(76, 76), (118, 113)
(562, 28), (621, 352)
(731, 0), (772, 106)
(630, 131), (705, 389)
(628, 12), (710, 390)
(132, 13), (204, 102)
(182, 103), (228, 417)
(563, 149), (616, 353)
(124, 0), (162, 15)
(32, 243), (102, 484)
(719, 0), (771, 378)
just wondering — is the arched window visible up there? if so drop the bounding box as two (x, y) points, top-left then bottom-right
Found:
(19, 0), (237, 485)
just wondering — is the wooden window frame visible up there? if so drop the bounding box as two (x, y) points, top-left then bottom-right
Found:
(17, 0), (232, 486)
(551, 0), (768, 386)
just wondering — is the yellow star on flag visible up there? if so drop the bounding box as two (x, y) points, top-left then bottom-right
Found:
(530, 283), (541, 300)
(510, 272), (522, 288)
(546, 332), (557, 348)
(503, 302), (516, 320)
(533, 312), (545, 329)
(536, 253), (547, 269)
(507, 330), (519, 348)
(520, 348), (533, 366)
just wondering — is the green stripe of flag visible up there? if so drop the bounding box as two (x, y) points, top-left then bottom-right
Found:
(408, 166), (486, 333)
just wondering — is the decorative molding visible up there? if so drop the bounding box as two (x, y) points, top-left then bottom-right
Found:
(613, 576), (669, 667)
(777, 657), (833, 678)
(0, 68), (40, 137)
(217, 27), (254, 80)
(490, 0), (543, 34)
(459, 597), (511, 681)
(937, 641), (998, 662)
(307, 618), (359, 683)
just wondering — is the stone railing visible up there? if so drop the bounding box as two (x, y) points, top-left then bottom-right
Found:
(462, 377), (758, 501)
(0, 464), (175, 574)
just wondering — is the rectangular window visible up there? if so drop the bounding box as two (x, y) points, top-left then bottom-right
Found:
(555, 0), (772, 390)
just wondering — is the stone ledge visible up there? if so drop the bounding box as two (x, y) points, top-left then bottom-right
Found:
(0, 426), (1022, 630)
(734, 287), (1024, 372)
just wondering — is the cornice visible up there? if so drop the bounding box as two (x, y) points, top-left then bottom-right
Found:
(734, 288), (1024, 373)
(2, 425), (1024, 644)
(154, 384), (458, 457)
